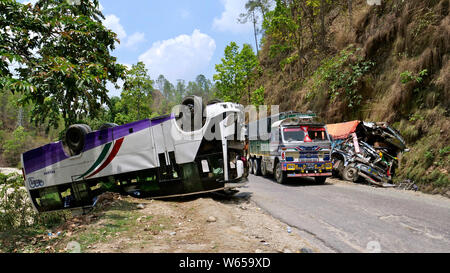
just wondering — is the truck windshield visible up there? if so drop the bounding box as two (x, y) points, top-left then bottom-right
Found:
(308, 127), (329, 142)
(283, 128), (305, 142)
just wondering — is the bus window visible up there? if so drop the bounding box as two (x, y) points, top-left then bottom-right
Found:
(37, 187), (63, 211)
(73, 182), (91, 205)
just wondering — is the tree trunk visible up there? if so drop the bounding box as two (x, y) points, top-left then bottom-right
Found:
(252, 11), (259, 55)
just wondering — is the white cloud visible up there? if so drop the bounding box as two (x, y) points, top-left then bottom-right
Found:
(102, 14), (145, 49)
(103, 14), (127, 41)
(125, 32), (146, 49)
(138, 29), (216, 83)
(213, 0), (252, 34)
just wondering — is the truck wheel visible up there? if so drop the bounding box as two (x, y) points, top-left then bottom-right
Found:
(261, 161), (268, 177)
(342, 165), (359, 182)
(253, 159), (262, 176)
(315, 177), (327, 184)
(275, 162), (286, 184)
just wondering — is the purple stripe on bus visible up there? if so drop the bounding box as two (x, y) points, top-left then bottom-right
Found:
(83, 127), (114, 152)
(112, 119), (151, 140)
(22, 115), (176, 175)
(22, 142), (69, 174)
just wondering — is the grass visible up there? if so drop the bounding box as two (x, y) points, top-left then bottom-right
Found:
(394, 107), (450, 193)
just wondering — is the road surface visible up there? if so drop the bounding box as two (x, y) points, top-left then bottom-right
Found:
(242, 175), (450, 253)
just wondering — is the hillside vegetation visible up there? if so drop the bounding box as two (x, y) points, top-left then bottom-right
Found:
(249, 0), (449, 193)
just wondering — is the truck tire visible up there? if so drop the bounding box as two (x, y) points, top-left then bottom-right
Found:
(261, 160), (268, 177)
(342, 165), (359, 182)
(275, 162), (286, 184)
(253, 158), (262, 176)
(249, 159), (254, 175)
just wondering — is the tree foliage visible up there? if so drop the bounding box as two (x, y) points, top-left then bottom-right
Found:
(213, 42), (260, 104)
(0, 0), (127, 129)
(117, 62), (154, 123)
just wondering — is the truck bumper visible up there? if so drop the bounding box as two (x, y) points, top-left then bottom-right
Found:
(287, 172), (332, 178)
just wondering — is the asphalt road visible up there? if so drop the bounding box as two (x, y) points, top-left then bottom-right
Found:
(242, 175), (450, 253)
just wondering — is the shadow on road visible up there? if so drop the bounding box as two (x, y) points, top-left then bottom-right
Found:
(252, 174), (333, 188)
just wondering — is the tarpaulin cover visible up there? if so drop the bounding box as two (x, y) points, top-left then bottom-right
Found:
(326, 121), (361, 140)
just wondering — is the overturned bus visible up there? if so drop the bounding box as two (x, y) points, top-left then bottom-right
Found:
(247, 112), (333, 184)
(21, 96), (249, 213)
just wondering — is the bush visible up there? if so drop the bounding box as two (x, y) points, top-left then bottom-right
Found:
(0, 173), (36, 230)
(309, 46), (375, 109)
(0, 173), (68, 232)
(3, 126), (32, 167)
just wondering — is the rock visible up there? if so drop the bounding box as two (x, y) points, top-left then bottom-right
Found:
(207, 216), (217, 223)
(136, 204), (145, 210)
(170, 232), (176, 236)
(255, 249), (263, 253)
(445, 191), (450, 198)
(239, 205), (247, 210)
(300, 248), (314, 253)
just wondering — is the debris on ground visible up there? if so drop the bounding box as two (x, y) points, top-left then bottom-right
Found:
(397, 179), (419, 191)
(1, 193), (317, 253)
(327, 121), (408, 187)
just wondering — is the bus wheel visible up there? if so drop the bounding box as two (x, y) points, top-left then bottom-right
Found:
(254, 159), (262, 176)
(315, 177), (327, 184)
(275, 162), (286, 184)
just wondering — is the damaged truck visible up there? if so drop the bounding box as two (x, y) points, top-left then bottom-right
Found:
(326, 121), (408, 187)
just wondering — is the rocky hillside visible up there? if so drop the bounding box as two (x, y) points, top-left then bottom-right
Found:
(253, 0), (449, 193)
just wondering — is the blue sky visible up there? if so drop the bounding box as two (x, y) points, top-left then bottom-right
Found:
(99, 0), (257, 97)
(22, 0), (259, 97)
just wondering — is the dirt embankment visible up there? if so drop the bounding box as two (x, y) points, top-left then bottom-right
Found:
(1, 192), (317, 253)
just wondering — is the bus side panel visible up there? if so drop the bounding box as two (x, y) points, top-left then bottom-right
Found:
(98, 126), (158, 177)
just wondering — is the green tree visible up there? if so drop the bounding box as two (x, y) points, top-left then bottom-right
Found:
(118, 62), (154, 123)
(214, 42), (259, 104)
(1, 0), (126, 129)
(185, 75), (213, 101)
(240, 44), (260, 104)
(3, 126), (31, 166)
(239, 0), (272, 54)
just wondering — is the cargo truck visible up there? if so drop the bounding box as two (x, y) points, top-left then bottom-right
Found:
(247, 112), (333, 184)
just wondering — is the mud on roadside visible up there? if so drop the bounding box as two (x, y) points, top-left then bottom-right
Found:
(4, 191), (317, 253)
